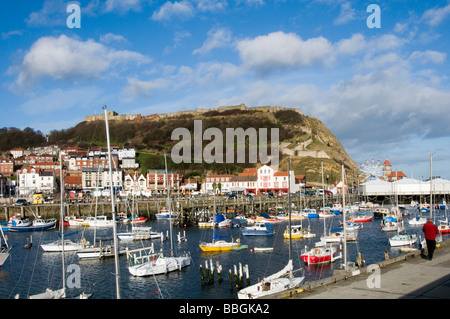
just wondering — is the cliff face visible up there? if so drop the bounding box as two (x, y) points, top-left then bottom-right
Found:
(50, 104), (358, 182)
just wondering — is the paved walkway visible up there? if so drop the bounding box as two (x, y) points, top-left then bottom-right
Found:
(284, 239), (450, 299)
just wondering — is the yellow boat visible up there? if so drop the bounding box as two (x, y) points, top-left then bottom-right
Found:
(199, 239), (241, 252)
(283, 225), (316, 239)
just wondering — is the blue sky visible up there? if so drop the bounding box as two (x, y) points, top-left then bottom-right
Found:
(1, 0), (450, 180)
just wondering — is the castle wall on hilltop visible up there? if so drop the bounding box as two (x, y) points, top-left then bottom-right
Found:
(84, 104), (303, 122)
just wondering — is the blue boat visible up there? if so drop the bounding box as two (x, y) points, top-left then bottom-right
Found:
(7, 218), (57, 232)
(242, 221), (274, 236)
(305, 209), (319, 218)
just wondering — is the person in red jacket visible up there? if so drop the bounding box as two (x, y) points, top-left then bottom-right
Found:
(422, 218), (440, 260)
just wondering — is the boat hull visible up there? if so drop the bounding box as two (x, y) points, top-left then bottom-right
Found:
(129, 256), (191, 277)
(199, 241), (240, 252)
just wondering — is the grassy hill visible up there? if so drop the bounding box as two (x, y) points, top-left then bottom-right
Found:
(43, 105), (358, 183)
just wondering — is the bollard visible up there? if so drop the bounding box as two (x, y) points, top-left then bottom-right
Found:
(228, 269), (233, 291)
(217, 261), (223, 283)
(200, 265), (205, 286)
(245, 264), (250, 286)
(205, 260), (210, 283)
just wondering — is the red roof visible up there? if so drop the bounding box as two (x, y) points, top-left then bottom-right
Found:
(274, 171), (289, 176)
(384, 158), (391, 167)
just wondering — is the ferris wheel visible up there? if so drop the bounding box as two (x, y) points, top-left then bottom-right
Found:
(359, 159), (384, 182)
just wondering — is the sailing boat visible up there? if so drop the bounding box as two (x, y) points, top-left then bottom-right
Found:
(76, 109), (125, 263)
(118, 178), (162, 241)
(238, 158), (305, 299)
(0, 222), (11, 266)
(127, 154), (191, 277)
(302, 162), (349, 265)
(41, 178), (90, 252)
(29, 153), (91, 299)
(199, 176), (241, 252)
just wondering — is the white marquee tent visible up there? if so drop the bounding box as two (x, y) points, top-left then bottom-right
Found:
(359, 178), (450, 196)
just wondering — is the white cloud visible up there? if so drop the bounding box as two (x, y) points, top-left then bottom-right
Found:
(237, 31), (333, 73)
(333, 2), (356, 25)
(25, 0), (68, 26)
(335, 33), (366, 55)
(193, 27), (232, 55)
(1, 30), (23, 40)
(21, 87), (105, 114)
(422, 3), (450, 26)
(195, 0), (228, 12)
(409, 50), (447, 64)
(99, 33), (128, 44)
(11, 35), (150, 88)
(123, 77), (171, 101)
(151, 1), (195, 21)
(103, 0), (149, 13)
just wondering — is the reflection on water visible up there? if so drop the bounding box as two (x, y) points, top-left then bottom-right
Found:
(0, 206), (446, 299)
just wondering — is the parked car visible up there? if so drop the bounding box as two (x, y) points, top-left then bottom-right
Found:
(14, 199), (29, 206)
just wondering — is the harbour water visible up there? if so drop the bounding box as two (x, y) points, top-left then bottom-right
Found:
(0, 205), (447, 299)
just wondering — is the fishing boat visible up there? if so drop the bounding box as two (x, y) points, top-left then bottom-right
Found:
(419, 204), (430, 213)
(284, 224), (302, 239)
(64, 215), (85, 226)
(305, 209), (319, 218)
(8, 217), (57, 232)
(351, 212), (373, 222)
(409, 216), (427, 226)
(283, 224), (316, 239)
(2, 215), (31, 231)
(330, 203), (342, 215)
(155, 208), (176, 220)
(118, 225), (163, 241)
(259, 213), (283, 224)
(373, 207), (390, 219)
(127, 216), (147, 224)
(215, 214), (232, 228)
(197, 220), (214, 227)
(242, 221), (274, 236)
(319, 209), (334, 218)
(318, 230), (357, 244)
(389, 233), (417, 247)
(301, 245), (342, 264)
(381, 216), (402, 232)
(238, 158), (305, 299)
(80, 215), (114, 228)
(438, 218), (450, 233)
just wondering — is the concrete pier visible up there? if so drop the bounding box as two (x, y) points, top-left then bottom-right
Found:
(272, 239), (450, 299)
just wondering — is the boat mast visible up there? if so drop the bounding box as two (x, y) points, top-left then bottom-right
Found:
(430, 152), (433, 220)
(341, 161), (347, 271)
(321, 161), (326, 235)
(103, 105), (121, 300)
(59, 152), (65, 294)
(288, 157), (292, 262)
(164, 153), (174, 256)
